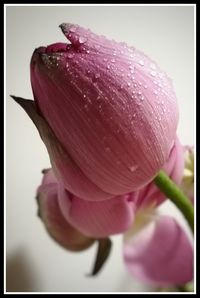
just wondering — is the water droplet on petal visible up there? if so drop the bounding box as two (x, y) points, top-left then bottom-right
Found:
(95, 73), (100, 79)
(128, 165), (138, 172)
(127, 82), (131, 87)
(139, 60), (144, 66)
(69, 26), (77, 32)
(106, 64), (110, 69)
(151, 71), (157, 77)
(154, 90), (158, 94)
(86, 50), (90, 54)
(79, 36), (87, 44)
(67, 53), (74, 59)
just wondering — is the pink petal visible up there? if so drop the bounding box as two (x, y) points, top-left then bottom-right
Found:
(135, 136), (184, 208)
(37, 169), (94, 251)
(123, 216), (193, 286)
(14, 97), (112, 201)
(58, 185), (136, 238)
(30, 23), (179, 196)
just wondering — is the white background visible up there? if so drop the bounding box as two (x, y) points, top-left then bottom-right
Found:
(6, 5), (195, 293)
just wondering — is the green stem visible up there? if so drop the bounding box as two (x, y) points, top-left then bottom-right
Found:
(154, 170), (194, 233)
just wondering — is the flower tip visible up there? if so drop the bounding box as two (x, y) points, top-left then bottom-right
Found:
(59, 22), (71, 34)
(59, 23), (79, 38)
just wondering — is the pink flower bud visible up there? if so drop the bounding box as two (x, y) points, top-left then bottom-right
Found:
(30, 23), (178, 199)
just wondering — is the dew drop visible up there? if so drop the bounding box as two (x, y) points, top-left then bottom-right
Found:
(106, 64), (110, 69)
(127, 82), (131, 87)
(128, 165), (138, 172)
(83, 94), (86, 99)
(154, 90), (158, 95)
(138, 91), (142, 95)
(86, 50), (90, 54)
(66, 62), (69, 68)
(79, 36), (87, 44)
(69, 26), (77, 32)
(144, 84), (148, 89)
(139, 60), (144, 66)
(67, 53), (74, 59)
(95, 73), (100, 79)
(151, 71), (157, 77)
(111, 58), (116, 63)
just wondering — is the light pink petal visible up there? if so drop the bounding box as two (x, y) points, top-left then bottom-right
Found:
(134, 136), (184, 208)
(37, 169), (95, 251)
(30, 23), (179, 196)
(123, 216), (193, 286)
(58, 185), (136, 238)
(13, 97), (112, 201)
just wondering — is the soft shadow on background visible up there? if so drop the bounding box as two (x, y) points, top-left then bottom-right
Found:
(6, 247), (42, 292)
(6, 5), (194, 293)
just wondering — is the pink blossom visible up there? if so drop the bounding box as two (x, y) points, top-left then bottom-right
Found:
(30, 23), (179, 200)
